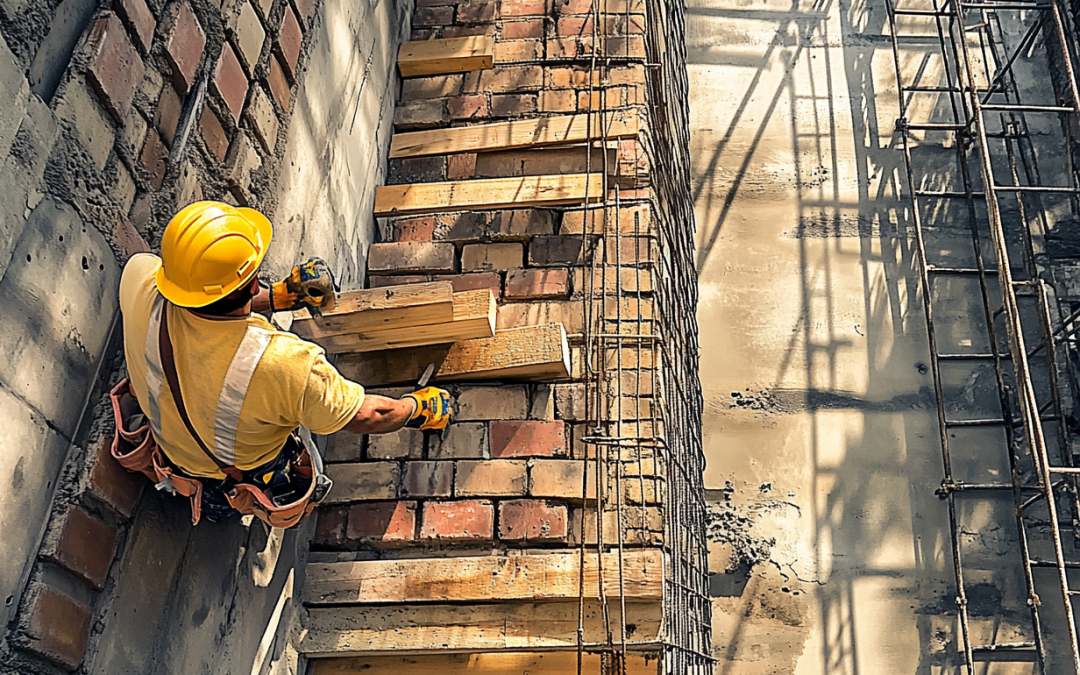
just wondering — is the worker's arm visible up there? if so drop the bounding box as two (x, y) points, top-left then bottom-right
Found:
(343, 395), (415, 434)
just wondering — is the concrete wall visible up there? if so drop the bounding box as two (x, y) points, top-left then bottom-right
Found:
(0, 0), (408, 670)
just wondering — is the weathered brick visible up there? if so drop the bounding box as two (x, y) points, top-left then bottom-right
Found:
(245, 84), (278, 152)
(458, 0), (498, 23)
(404, 461), (454, 497)
(368, 427), (425, 459)
(479, 65), (543, 92)
(529, 235), (593, 266)
(395, 98), (449, 129)
(200, 104), (229, 160)
(491, 420), (567, 457)
(324, 462), (400, 503)
(609, 63), (646, 84)
(554, 383), (587, 421)
(546, 37), (581, 58)
(276, 6), (303, 79)
(561, 204), (651, 234)
(368, 242), (456, 275)
(388, 156), (447, 184)
(44, 506), (118, 590)
(114, 0), (156, 53)
(491, 93), (536, 117)
(154, 84), (182, 147)
(448, 94), (488, 120)
(529, 458), (595, 499)
(505, 267), (569, 300)
(347, 501), (417, 543)
(431, 422), (488, 458)
(292, 0), (318, 25)
(410, 27), (434, 40)
(432, 271), (501, 297)
(546, 65), (591, 88)
(502, 19), (542, 38)
(140, 127), (168, 190)
(502, 0), (548, 16)
(578, 88), (620, 111)
(267, 53), (291, 110)
(87, 441), (143, 518)
(19, 585), (92, 670)
(438, 209), (554, 241)
(414, 5), (455, 25)
(234, 0), (266, 74)
(324, 433), (363, 462)
(499, 499), (568, 540)
(368, 274), (431, 288)
(224, 131), (261, 201)
(604, 35), (646, 57)
(461, 242), (522, 271)
(86, 14), (145, 123)
(455, 460), (527, 496)
(457, 385), (528, 420)
(557, 14), (644, 36)
(445, 24), (498, 37)
(212, 42), (248, 124)
(539, 88), (576, 112)
(446, 153), (476, 180)
(402, 74), (463, 100)
(313, 505), (348, 546)
(557, 0), (645, 12)
(495, 39), (543, 63)
(421, 499), (494, 539)
(393, 216), (437, 242)
(496, 300), (584, 332)
(163, 1), (206, 93)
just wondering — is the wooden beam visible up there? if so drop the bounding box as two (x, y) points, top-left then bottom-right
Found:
(374, 174), (605, 217)
(312, 651), (660, 675)
(336, 323), (571, 386)
(291, 282), (455, 340)
(389, 111), (641, 159)
(300, 601), (661, 656)
(313, 290), (496, 354)
(397, 36), (494, 78)
(304, 549), (663, 605)
(312, 651), (659, 675)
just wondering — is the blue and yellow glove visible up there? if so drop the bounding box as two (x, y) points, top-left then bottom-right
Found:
(403, 386), (453, 430)
(270, 258), (336, 312)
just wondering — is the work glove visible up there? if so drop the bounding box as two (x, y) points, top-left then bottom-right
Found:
(270, 258), (336, 312)
(403, 386), (453, 431)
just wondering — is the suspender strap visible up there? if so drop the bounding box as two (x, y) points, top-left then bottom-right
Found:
(158, 303), (245, 483)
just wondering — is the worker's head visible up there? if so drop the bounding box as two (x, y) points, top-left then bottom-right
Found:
(155, 201), (273, 309)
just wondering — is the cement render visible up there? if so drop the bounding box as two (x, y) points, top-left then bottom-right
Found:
(687, 0), (1072, 671)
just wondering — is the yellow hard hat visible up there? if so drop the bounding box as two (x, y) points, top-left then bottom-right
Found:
(155, 201), (273, 308)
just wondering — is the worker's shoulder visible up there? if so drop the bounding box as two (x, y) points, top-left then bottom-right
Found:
(122, 252), (161, 278)
(258, 322), (326, 370)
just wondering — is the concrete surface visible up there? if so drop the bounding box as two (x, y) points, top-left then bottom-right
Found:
(688, 0), (1078, 671)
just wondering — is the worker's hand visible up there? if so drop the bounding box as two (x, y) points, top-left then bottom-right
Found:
(403, 386), (453, 431)
(270, 258), (336, 312)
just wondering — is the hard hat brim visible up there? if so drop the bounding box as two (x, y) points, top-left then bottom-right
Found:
(154, 207), (274, 308)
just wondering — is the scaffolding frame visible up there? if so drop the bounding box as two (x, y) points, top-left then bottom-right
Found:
(886, 0), (1080, 670)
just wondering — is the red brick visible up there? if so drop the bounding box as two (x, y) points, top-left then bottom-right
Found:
(494, 39), (542, 62)
(114, 0), (156, 53)
(404, 461), (453, 497)
(368, 242), (456, 274)
(433, 272), (502, 297)
(502, 0), (548, 16)
(502, 19), (543, 38)
(539, 89), (576, 111)
(455, 460), (527, 496)
(154, 84), (182, 147)
(491, 93), (536, 116)
(393, 216), (436, 242)
(163, 1), (206, 94)
(313, 505), (347, 547)
(46, 506), (119, 590)
(479, 65), (542, 92)
(491, 420), (567, 457)
(20, 585), (92, 670)
(457, 0), (498, 23)
(556, 0), (591, 12)
(347, 501), (417, 543)
(414, 5), (454, 25)
(267, 54), (292, 111)
(444, 24), (497, 37)
(86, 14), (145, 123)
(557, 14), (644, 36)
(529, 235), (588, 265)
(499, 499), (567, 540)
(448, 94), (488, 120)
(546, 37), (581, 58)
(276, 6), (303, 80)
(88, 440), (144, 517)
(200, 104), (229, 161)
(212, 43), (248, 125)
(421, 499), (494, 539)
(447, 153), (476, 180)
(368, 274), (431, 288)
(505, 267), (569, 300)
(291, 0), (317, 26)
(140, 127), (168, 190)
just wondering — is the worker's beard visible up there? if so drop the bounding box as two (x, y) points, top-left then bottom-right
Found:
(199, 278), (260, 316)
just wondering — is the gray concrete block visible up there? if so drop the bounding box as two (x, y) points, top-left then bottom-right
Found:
(53, 80), (116, 172)
(27, 0), (99, 101)
(0, 198), (119, 438)
(0, 32), (29, 167)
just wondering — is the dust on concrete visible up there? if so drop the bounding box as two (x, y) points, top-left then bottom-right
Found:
(706, 481), (777, 573)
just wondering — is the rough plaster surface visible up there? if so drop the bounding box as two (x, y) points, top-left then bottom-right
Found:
(689, 0), (1076, 671)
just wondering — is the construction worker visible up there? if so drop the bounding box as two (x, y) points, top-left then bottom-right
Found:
(116, 200), (451, 523)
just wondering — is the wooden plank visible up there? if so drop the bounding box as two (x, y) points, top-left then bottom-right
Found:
(300, 601), (661, 656)
(313, 290), (495, 354)
(389, 111), (641, 159)
(336, 324), (571, 386)
(291, 282), (455, 340)
(374, 174), (605, 217)
(397, 36), (494, 78)
(304, 549), (663, 605)
(312, 651), (659, 675)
